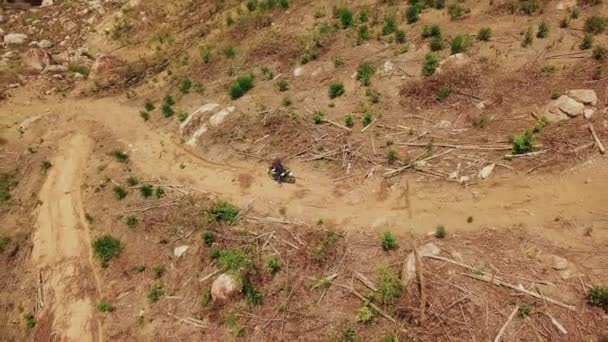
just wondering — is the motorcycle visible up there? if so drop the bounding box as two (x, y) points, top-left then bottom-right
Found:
(268, 160), (296, 184)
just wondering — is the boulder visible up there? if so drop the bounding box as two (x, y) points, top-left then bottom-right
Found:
(89, 54), (125, 85)
(584, 108), (595, 120)
(4, 33), (28, 45)
(549, 95), (584, 118)
(211, 273), (240, 302)
(567, 89), (597, 106)
(22, 48), (53, 72)
(173, 245), (189, 258)
(479, 163), (495, 179)
(542, 110), (570, 123)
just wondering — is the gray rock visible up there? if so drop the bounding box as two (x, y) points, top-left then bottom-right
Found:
(211, 273), (239, 302)
(381, 60), (395, 76)
(4, 33), (28, 45)
(550, 95), (584, 117)
(567, 89), (597, 106)
(542, 110), (570, 123)
(38, 39), (52, 49)
(584, 108), (595, 120)
(549, 254), (568, 270)
(42, 65), (67, 74)
(173, 245), (189, 257)
(436, 120), (451, 129)
(479, 163), (495, 179)
(401, 243), (441, 288)
(209, 106), (235, 126)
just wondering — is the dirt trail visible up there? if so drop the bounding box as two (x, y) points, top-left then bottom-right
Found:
(6, 96), (608, 248)
(31, 134), (101, 342)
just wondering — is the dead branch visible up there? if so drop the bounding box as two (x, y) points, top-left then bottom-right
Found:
(354, 271), (378, 292)
(400, 142), (513, 151)
(403, 115), (437, 124)
(120, 201), (179, 214)
(568, 142), (594, 154)
(167, 312), (207, 329)
(198, 270), (220, 283)
(493, 305), (519, 342)
(504, 150), (547, 159)
(464, 273), (576, 311)
(587, 124), (606, 154)
(361, 119), (377, 133)
(323, 120), (352, 132)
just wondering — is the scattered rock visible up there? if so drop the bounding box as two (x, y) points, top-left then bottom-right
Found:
(566, 89), (597, 106)
(479, 163), (495, 179)
(173, 245), (189, 258)
(542, 110), (570, 123)
(38, 39), (52, 49)
(584, 108), (595, 120)
(293, 66), (303, 77)
(381, 60), (395, 76)
(549, 95), (584, 118)
(436, 120), (451, 129)
(211, 273), (240, 302)
(4, 33), (28, 45)
(42, 65), (67, 74)
(22, 48), (53, 72)
(42, 0), (54, 7)
(401, 243), (441, 288)
(89, 54), (125, 85)
(458, 175), (470, 184)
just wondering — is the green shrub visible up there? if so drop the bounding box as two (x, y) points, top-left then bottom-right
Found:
(139, 111), (150, 121)
(223, 47), (236, 59)
(200, 47), (211, 63)
(217, 248), (252, 273)
(132, 265), (146, 272)
(313, 111), (325, 124)
(430, 36), (443, 51)
(344, 115), (354, 128)
(24, 314), (36, 330)
(336, 8), (354, 28)
(382, 16), (397, 35)
(328, 82), (345, 98)
(422, 52), (440, 76)
(282, 97), (292, 107)
(161, 103), (174, 117)
(243, 281), (262, 305)
(448, 3), (465, 20)
(359, 8), (369, 22)
(147, 283), (164, 303)
(559, 17), (570, 28)
(435, 86), (450, 101)
(381, 232), (397, 250)
(581, 33), (594, 50)
(451, 35), (470, 54)
(584, 16), (607, 35)
(362, 112), (373, 127)
(386, 150), (398, 164)
(435, 225), (447, 238)
(113, 186), (127, 200)
(140, 184), (153, 198)
(0, 234), (10, 252)
(395, 29), (406, 44)
(163, 95), (175, 106)
(587, 285), (608, 308)
(179, 79), (192, 94)
(406, 5), (420, 24)
(357, 25), (369, 42)
(356, 305), (374, 323)
(520, 0), (538, 15)
(208, 201), (239, 224)
(97, 299), (114, 313)
(477, 27), (491, 41)
(422, 24), (442, 38)
(593, 64), (606, 80)
(593, 45), (608, 61)
(277, 79), (289, 92)
(570, 6), (580, 19)
(112, 150), (129, 162)
(512, 130), (535, 154)
(366, 88), (380, 103)
(266, 256), (281, 274)
(125, 216), (138, 229)
(342, 327), (357, 342)
(229, 74), (255, 100)
(536, 21), (549, 38)
(126, 176), (139, 186)
(226, 316), (245, 336)
(202, 231), (215, 246)
(246, 0), (256, 11)
(68, 63), (90, 77)
(92, 235), (122, 268)
(357, 63), (375, 86)
(518, 304), (531, 318)
(378, 267), (402, 304)
(313, 231), (339, 261)
(154, 187), (164, 198)
(473, 113), (490, 129)
(261, 66), (273, 80)
(176, 111), (188, 122)
(152, 265), (165, 279)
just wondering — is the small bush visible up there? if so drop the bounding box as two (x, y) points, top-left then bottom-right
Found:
(161, 103), (174, 117)
(313, 111), (325, 124)
(386, 150), (398, 164)
(512, 130), (535, 154)
(246, 0), (256, 11)
(0, 234), (10, 252)
(560, 17), (570, 28)
(430, 36), (443, 51)
(570, 6), (580, 19)
(139, 184), (153, 198)
(112, 150), (129, 162)
(451, 35), (470, 54)
(25, 314), (36, 330)
(328, 82), (345, 98)
(125, 216), (138, 229)
(243, 281), (263, 305)
(132, 265), (146, 272)
(277, 79), (289, 92)
(584, 16), (607, 35)
(435, 86), (450, 101)
(97, 299), (114, 313)
(147, 283), (164, 303)
(593, 64), (606, 80)
(357, 63), (375, 86)
(163, 95), (175, 106)
(152, 265), (165, 279)
(41, 160), (52, 172)
(208, 201), (239, 224)
(68, 63), (90, 77)
(202, 231), (215, 246)
(113, 186), (127, 200)
(179, 79), (192, 94)
(359, 8), (369, 22)
(217, 248), (252, 273)
(282, 97), (292, 107)
(381, 232), (397, 250)
(593, 45), (608, 61)
(473, 113), (490, 129)
(477, 27), (492, 41)
(378, 267), (402, 304)
(266, 256), (281, 274)
(342, 327), (357, 342)
(522, 27), (533, 47)
(229, 74), (255, 100)
(200, 47), (211, 63)
(139, 111), (150, 121)
(395, 29), (406, 44)
(313, 231), (338, 261)
(126, 176), (139, 186)
(357, 25), (370, 42)
(154, 187), (164, 198)
(344, 115), (354, 128)
(448, 3), (465, 20)
(382, 16), (397, 35)
(356, 305), (374, 323)
(223, 47), (236, 59)
(406, 5), (420, 24)
(226, 316), (245, 337)
(520, 0), (538, 15)
(581, 34), (594, 50)
(587, 285), (608, 308)
(261, 66), (273, 80)
(92, 235), (122, 268)
(366, 88), (380, 103)
(518, 304), (531, 318)
(422, 52), (440, 76)
(536, 21), (549, 38)
(336, 8), (354, 28)
(467, 216), (473, 223)
(362, 112), (373, 127)
(435, 225), (446, 238)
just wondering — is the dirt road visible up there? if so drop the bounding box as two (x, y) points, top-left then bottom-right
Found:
(31, 134), (101, 341)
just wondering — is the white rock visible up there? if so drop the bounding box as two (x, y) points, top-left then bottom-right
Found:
(293, 66), (303, 77)
(4, 33), (28, 45)
(479, 163), (495, 179)
(550, 255), (568, 270)
(458, 176), (470, 184)
(401, 243), (441, 287)
(179, 103), (220, 133)
(38, 39), (52, 49)
(42, 0), (54, 6)
(209, 106), (235, 126)
(173, 245), (189, 258)
(211, 273), (240, 302)
(186, 125), (208, 146)
(567, 89), (597, 106)
(381, 60), (395, 76)
(436, 120), (451, 129)
(584, 108), (595, 120)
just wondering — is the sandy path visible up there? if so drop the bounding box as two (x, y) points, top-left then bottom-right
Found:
(31, 134), (101, 342)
